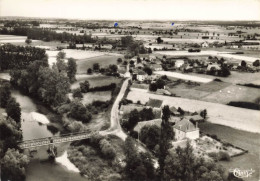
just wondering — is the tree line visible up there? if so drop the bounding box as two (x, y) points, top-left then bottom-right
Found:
(0, 44), (47, 70)
(0, 27), (95, 43)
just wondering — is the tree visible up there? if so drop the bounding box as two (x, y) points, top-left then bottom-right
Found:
(253, 59), (260, 67)
(126, 109), (140, 130)
(6, 97), (21, 123)
(0, 82), (11, 108)
(1, 148), (29, 181)
(72, 88), (83, 99)
(56, 51), (66, 60)
(200, 109), (207, 119)
(117, 58), (123, 64)
(159, 105), (174, 179)
(140, 125), (160, 150)
(80, 80), (90, 93)
(149, 83), (158, 92)
(144, 67), (153, 75)
(25, 38), (32, 44)
(93, 63), (100, 72)
(0, 117), (22, 156)
(164, 141), (225, 181)
(67, 58), (77, 82)
(99, 139), (116, 159)
(157, 37), (163, 44)
(148, 47), (152, 54)
(87, 68), (92, 74)
(121, 36), (134, 47)
(123, 60), (128, 65)
(68, 100), (92, 123)
(109, 64), (118, 74)
(55, 58), (67, 73)
(241, 60), (247, 67)
(156, 78), (166, 89)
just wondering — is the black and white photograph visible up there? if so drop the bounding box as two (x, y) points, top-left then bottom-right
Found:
(0, 0), (259, 180)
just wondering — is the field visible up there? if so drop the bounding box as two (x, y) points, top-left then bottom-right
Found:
(127, 90), (260, 133)
(0, 35), (38, 43)
(155, 71), (213, 83)
(71, 75), (122, 89)
(199, 122), (260, 181)
(81, 91), (111, 105)
(201, 85), (260, 104)
(190, 71), (260, 85)
(155, 50), (258, 62)
(76, 54), (123, 74)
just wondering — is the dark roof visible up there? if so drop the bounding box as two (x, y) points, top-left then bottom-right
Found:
(146, 98), (163, 108)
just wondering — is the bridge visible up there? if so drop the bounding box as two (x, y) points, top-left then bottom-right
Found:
(18, 131), (95, 149)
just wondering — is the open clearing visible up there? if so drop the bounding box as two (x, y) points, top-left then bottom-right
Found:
(201, 85), (260, 104)
(190, 71), (260, 85)
(71, 75), (122, 89)
(155, 50), (258, 62)
(155, 71), (213, 83)
(81, 91), (111, 105)
(76, 54), (123, 74)
(199, 122), (260, 181)
(0, 35), (38, 43)
(127, 90), (260, 133)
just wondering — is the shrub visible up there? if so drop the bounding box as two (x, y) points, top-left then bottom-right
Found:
(208, 152), (219, 161)
(99, 139), (116, 159)
(219, 151), (230, 161)
(72, 88), (83, 98)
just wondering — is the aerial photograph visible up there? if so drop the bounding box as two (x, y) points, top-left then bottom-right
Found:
(0, 0), (259, 180)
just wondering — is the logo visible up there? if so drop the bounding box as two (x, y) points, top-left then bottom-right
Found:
(229, 168), (255, 178)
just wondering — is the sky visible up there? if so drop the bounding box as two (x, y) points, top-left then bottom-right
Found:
(0, 0), (260, 21)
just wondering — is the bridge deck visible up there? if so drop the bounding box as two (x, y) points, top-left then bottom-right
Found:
(18, 131), (94, 149)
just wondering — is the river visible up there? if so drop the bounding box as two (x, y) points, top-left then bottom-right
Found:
(0, 73), (86, 181)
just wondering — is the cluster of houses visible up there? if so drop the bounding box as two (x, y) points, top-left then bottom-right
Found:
(120, 98), (204, 144)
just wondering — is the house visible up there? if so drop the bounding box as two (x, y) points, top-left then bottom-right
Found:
(175, 60), (185, 68)
(173, 118), (199, 141)
(201, 42), (209, 48)
(151, 64), (163, 71)
(169, 106), (180, 116)
(207, 64), (221, 71)
(185, 115), (204, 123)
(146, 98), (163, 109)
(135, 70), (147, 81)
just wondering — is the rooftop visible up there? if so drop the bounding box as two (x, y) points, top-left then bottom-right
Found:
(173, 118), (198, 132)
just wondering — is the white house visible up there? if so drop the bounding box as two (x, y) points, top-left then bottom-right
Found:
(173, 118), (199, 141)
(201, 42), (209, 48)
(175, 60), (185, 68)
(136, 70), (147, 81)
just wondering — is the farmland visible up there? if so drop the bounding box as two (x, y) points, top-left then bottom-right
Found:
(199, 122), (260, 181)
(127, 90), (260, 133)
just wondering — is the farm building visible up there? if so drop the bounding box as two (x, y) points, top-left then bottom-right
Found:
(135, 70), (147, 81)
(201, 42), (209, 48)
(173, 118), (199, 141)
(175, 60), (185, 68)
(151, 64), (163, 71)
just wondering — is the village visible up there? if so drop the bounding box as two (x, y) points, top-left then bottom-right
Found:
(0, 16), (259, 181)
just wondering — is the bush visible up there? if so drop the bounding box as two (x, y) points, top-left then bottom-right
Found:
(208, 152), (219, 161)
(219, 151), (230, 161)
(99, 139), (116, 159)
(72, 88), (83, 98)
(79, 80), (90, 93)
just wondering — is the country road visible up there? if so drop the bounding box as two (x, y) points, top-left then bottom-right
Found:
(99, 77), (130, 140)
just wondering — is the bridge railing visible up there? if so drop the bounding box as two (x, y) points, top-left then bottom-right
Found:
(18, 131), (95, 149)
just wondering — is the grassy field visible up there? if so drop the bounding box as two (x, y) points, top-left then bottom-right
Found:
(199, 122), (260, 181)
(195, 81), (231, 92)
(201, 85), (260, 104)
(127, 90), (260, 133)
(155, 71), (213, 83)
(81, 91), (111, 105)
(190, 71), (260, 85)
(76, 54), (123, 74)
(71, 75), (122, 89)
